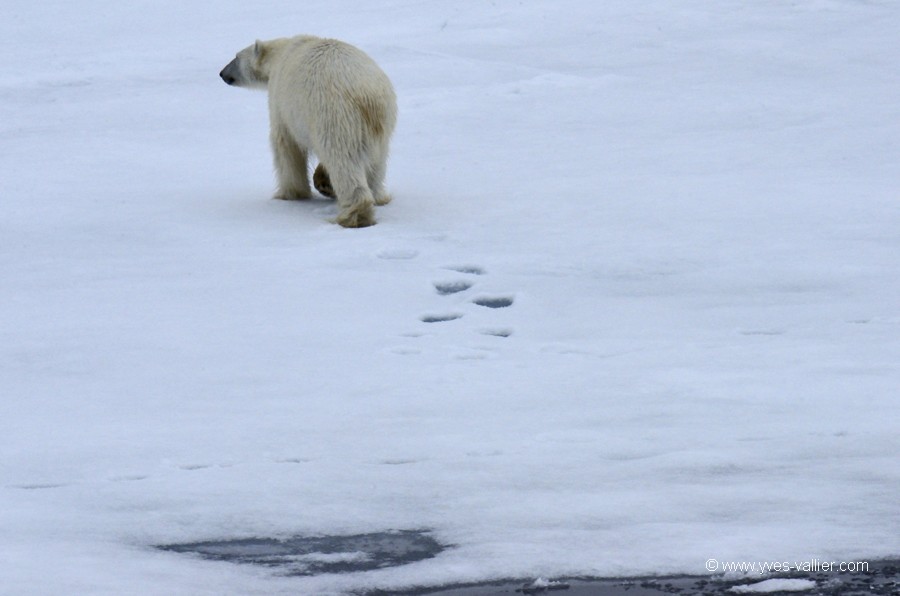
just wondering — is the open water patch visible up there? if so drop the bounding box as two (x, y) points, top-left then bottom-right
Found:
(158, 529), (445, 576)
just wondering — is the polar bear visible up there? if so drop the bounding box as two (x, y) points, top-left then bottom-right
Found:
(220, 36), (397, 228)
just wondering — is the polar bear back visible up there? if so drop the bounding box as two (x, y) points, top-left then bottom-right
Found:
(267, 37), (397, 155)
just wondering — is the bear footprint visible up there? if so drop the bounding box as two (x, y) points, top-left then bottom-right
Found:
(473, 296), (514, 309)
(480, 328), (513, 338)
(444, 265), (485, 275)
(434, 280), (474, 295)
(420, 313), (463, 323)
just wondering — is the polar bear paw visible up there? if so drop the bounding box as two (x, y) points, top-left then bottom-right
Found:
(274, 189), (312, 201)
(336, 187), (376, 228)
(336, 204), (376, 228)
(313, 163), (335, 199)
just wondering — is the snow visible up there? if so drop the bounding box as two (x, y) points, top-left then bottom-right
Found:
(730, 578), (816, 593)
(526, 577), (569, 590)
(2, 1), (899, 594)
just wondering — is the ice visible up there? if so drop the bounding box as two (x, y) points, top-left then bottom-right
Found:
(730, 578), (817, 593)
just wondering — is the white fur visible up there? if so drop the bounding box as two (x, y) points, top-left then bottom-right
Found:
(221, 36), (397, 227)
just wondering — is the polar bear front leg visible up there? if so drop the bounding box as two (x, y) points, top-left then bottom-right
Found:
(271, 128), (312, 200)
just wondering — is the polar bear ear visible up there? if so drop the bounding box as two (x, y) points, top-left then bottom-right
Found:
(253, 40), (263, 57)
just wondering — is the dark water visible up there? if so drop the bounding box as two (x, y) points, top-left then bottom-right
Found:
(158, 529), (444, 576)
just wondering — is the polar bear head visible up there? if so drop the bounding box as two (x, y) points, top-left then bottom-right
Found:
(219, 40), (272, 89)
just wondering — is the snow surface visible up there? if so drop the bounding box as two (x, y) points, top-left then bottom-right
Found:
(2, 1), (899, 594)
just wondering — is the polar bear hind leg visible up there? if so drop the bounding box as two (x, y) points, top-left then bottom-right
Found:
(367, 157), (391, 206)
(326, 159), (376, 228)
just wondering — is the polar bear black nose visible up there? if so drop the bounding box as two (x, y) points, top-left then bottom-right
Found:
(220, 70), (236, 85)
